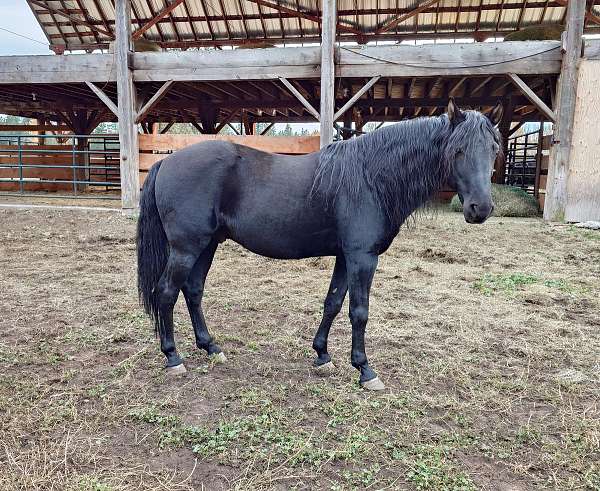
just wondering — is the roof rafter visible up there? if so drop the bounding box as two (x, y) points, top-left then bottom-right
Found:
(28, 0), (113, 38)
(376, 0), (443, 35)
(245, 0), (364, 36)
(555, 0), (600, 24)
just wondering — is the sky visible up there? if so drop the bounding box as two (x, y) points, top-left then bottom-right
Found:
(0, 1), (53, 55)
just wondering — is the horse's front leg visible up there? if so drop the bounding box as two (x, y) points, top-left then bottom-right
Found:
(312, 255), (347, 369)
(345, 251), (385, 390)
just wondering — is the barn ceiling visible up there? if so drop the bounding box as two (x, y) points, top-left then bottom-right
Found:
(26, 0), (600, 52)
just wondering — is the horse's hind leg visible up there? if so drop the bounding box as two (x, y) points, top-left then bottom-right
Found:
(312, 256), (347, 369)
(181, 240), (225, 361)
(155, 247), (200, 373)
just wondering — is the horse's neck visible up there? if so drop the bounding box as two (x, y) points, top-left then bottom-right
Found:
(372, 121), (448, 224)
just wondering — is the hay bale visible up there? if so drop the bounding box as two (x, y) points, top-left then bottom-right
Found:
(108, 38), (162, 52)
(450, 184), (540, 217)
(504, 24), (563, 41)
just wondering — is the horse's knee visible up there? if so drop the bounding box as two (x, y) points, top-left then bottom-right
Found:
(324, 295), (343, 317)
(349, 306), (368, 326)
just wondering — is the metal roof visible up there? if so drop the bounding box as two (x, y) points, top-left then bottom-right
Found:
(27, 0), (600, 52)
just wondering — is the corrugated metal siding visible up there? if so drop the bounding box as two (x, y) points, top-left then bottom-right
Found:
(28, 0), (585, 50)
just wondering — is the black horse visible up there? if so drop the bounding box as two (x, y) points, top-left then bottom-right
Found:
(137, 100), (503, 390)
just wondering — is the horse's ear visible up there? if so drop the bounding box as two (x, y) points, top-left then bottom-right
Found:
(447, 98), (465, 126)
(488, 101), (504, 126)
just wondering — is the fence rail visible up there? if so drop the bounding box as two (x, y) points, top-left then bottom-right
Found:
(0, 134), (120, 199)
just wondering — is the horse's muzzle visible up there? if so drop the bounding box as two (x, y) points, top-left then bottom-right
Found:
(464, 202), (494, 224)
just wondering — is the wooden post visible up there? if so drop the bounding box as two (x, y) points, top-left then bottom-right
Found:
(115, 0), (140, 213)
(319, 0), (336, 148)
(544, 0), (585, 221)
(534, 119), (545, 199)
(496, 97), (514, 184)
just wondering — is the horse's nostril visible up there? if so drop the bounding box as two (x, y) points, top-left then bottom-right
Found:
(469, 203), (478, 213)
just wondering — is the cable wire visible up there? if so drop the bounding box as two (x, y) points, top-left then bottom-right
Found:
(0, 26), (49, 47)
(339, 44), (560, 70)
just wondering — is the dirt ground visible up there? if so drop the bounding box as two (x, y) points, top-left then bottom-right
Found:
(0, 206), (598, 490)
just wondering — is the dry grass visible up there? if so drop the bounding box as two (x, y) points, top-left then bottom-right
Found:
(0, 207), (599, 490)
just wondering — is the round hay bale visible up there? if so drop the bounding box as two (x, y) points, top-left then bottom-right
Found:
(503, 24), (563, 41)
(449, 184), (540, 217)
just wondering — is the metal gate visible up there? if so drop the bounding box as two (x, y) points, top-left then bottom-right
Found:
(0, 133), (120, 200)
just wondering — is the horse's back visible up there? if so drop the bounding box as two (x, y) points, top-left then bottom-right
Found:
(154, 140), (339, 258)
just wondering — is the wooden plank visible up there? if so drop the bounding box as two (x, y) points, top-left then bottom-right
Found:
(133, 48), (321, 81)
(584, 38), (600, 59)
(278, 78), (320, 120)
(544, 0), (586, 221)
(85, 81), (119, 117)
(138, 134), (320, 159)
(115, 0), (140, 212)
(337, 41), (564, 77)
(565, 60), (600, 222)
(320, 0), (336, 148)
(0, 54), (116, 83)
(139, 152), (162, 170)
(507, 73), (555, 122)
(6, 40), (599, 86)
(334, 76), (381, 120)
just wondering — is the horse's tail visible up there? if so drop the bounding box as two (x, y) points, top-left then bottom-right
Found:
(136, 160), (168, 335)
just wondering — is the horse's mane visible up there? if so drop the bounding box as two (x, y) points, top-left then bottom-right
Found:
(311, 111), (502, 226)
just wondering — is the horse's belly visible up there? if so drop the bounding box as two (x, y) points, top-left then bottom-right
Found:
(225, 219), (339, 259)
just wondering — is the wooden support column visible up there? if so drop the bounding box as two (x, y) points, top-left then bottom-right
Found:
(496, 97), (514, 184)
(544, 0), (586, 221)
(319, 0), (336, 148)
(115, 0), (140, 213)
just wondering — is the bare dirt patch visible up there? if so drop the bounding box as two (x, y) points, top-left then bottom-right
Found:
(0, 208), (598, 490)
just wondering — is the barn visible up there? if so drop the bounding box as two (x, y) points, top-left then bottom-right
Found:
(1, 2), (599, 489)
(1, 0), (599, 221)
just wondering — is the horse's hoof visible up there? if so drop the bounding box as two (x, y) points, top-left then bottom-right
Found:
(361, 376), (386, 391)
(166, 363), (187, 376)
(209, 352), (227, 364)
(314, 360), (336, 374)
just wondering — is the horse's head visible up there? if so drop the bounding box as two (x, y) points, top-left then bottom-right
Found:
(445, 99), (503, 224)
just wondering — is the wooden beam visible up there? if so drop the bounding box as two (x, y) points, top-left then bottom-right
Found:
(259, 122), (275, 135)
(337, 41), (565, 78)
(279, 77), (320, 120)
(132, 0), (185, 39)
(28, 0), (113, 38)
(115, 0), (140, 212)
(85, 81), (119, 117)
(245, 0), (363, 36)
(320, 0), (336, 147)
(160, 121), (174, 134)
(135, 80), (174, 122)
(133, 48), (320, 81)
(1, 40), (593, 86)
(0, 54), (116, 84)
(507, 73), (556, 121)
(334, 76), (381, 120)
(215, 109), (240, 133)
(375, 0), (442, 34)
(544, 0), (586, 221)
(555, 0), (600, 25)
